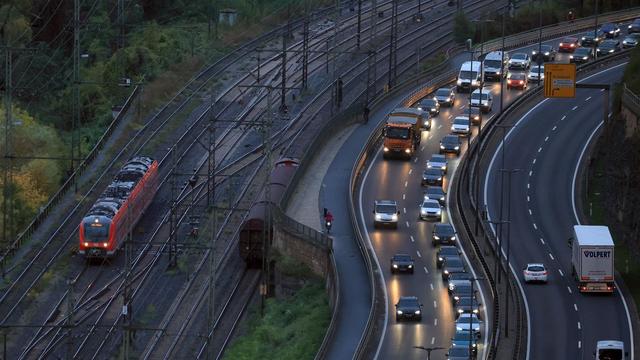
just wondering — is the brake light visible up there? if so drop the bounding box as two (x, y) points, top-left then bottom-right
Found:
(543, 271), (548, 275)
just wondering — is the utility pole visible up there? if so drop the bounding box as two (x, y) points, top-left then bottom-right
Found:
(260, 90), (274, 317)
(65, 279), (75, 359)
(280, 20), (288, 113)
(123, 208), (133, 360)
(302, 12), (310, 90)
(169, 145), (178, 268)
(205, 93), (217, 359)
(356, 0), (362, 49)
(72, 0), (80, 192)
(2, 48), (12, 279)
(387, 0), (398, 89)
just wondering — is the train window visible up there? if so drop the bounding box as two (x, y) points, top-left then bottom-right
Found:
(84, 223), (110, 242)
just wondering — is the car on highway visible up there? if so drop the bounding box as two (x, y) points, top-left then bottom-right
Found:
(531, 44), (556, 62)
(439, 134), (462, 155)
(373, 200), (399, 229)
(451, 330), (477, 355)
(558, 36), (580, 52)
(600, 23), (621, 38)
(447, 271), (471, 284)
(446, 345), (475, 360)
(434, 87), (456, 106)
(483, 51), (508, 81)
(455, 296), (482, 317)
(470, 88), (493, 113)
(622, 33), (640, 48)
(466, 106), (482, 125)
(426, 154), (448, 173)
(424, 186), (446, 206)
(442, 256), (466, 281)
(506, 72), (528, 90)
(628, 18), (640, 34)
(451, 116), (471, 136)
(448, 278), (471, 293)
(395, 296), (423, 321)
(582, 30), (605, 46)
(451, 283), (476, 304)
(417, 97), (440, 116)
(455, 313), (482, 338)
(419, 199), (442, 221)
(390, 253), (415, 274)
(432, 223), (456, 246)
(570, 47), (593, 63)
(528, 65), (544, 83)
(597, 39), (620, 55)
(422, 168), (444, 186)
(508, 52), (530, 70)
(436, 246), (461, 268)
(523, 263), (548, 283)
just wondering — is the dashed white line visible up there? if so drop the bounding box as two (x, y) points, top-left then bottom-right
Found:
(414, 158), (418, 163)
(428, 135), (433, 140)
(405, 221), (410, 228)
(600, 88), (605, 92)
(558, 269), (564, 276)
(416, 250), (422, 258)
(538, 147), (542, 153)
(578, 322), (581, 330)
(410, 235), (415, 242)
(430, 283), (434, 291)
(561, 115), (567, 120)
(529, 170), (533, 177)
(528, 209), (532, 215)
(533, 223), (538, 230)
(578, 341), (582, 349)
(420, 147), (425, 152)
(527, 183), (530, 189)
(585, 96), (592, 101)
(552, 125), (557, 131)
(532, 158), (536, 164)
(424, 266), (429, 274)
(572, 105), (578, 110)
(431, 337), (435, 344)
(549, 253), (555, 260)
(448, 115), (453, 119)
(433, 300), (437, 308)
(404, 181), (408, 187)
(438, 124), (443, 129)
(403, 208), (407, 214)
(402, 194), (406, 199)
(527, 196), (530, 202)
(409, 169), (413, 175)
(568, 286), (573, 294)
(574, 303), (579, 311)
(544, 136), (549, 142)
(540, 237), (545, 244)
(434, 318), (438, 326)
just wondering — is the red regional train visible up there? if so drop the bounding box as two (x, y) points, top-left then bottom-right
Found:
(239, 158), (299, 267)
(79, 156), (159, 258)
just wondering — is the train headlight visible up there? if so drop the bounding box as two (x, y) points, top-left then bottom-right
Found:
(84, 242), (89, 247)
(103, 242), (108, 247)
(405, 148), (411, 154)
(383, 147), (389, 152)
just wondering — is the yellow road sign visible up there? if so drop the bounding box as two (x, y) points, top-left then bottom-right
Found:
(544, 63), (576, 98)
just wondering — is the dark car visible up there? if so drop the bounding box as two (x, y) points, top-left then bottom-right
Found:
(436, 246), (460, 268)
(446, 345), (475, 360)
(432, 223), (456, 246)
(434, 87), (456, 106)
(395, 296), (423, 321)
(531, 44), (556, 62)
(559, 36), (580, 52)
(597, 39), (620, 55)
(390, 253), (415, 274)
(447, 271), (471, 283)
(442, 256), (466, 281)
(450, 283), (476, 305)
(417, 98), (440, 116)
(452, 330), (478, 355)
(424, 186), (446, 206)
(455, 296), (482, 318)
(581, 30), (603, 46)
(439, 134), (461, 155)
(600, 23), (621, 38)
(623, 33), (640, 48)
(506, 72), (527, 90)
(628, 19), (640, 34)
(466, 106), (482, 125)
(421, 168), (444, 186)
(570, 47), (593, 63)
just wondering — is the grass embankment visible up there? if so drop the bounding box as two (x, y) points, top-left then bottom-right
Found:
(224, 256), (330, 360)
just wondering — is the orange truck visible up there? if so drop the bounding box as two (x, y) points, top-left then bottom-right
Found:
(383, 113), (421, 159)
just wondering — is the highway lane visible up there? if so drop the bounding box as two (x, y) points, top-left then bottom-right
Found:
(484, 63), (634, 359)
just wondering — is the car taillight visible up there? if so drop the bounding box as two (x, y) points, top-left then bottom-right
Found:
(543, 271), (548, 275)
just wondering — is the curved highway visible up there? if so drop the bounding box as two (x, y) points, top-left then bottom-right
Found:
(483, 59), (634, 358)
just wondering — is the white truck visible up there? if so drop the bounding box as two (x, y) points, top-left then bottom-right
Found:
(456, 61), (483, 92)
(595, 340), (627, 359)
(571, 225), (615, 293)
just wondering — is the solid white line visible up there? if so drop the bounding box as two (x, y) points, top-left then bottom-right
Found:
(572, 105), (578, 110)
(585, 96), (592, 101)
(578, 322), (582, 330)
(574, 303), (579, 311)
(410, 235), (415, 242)
(424, 266), (429, 274)
(533, 223), (538, 230)
(549, 253), (554, 260)
(559, 269), (564, 276)
(568, 286), (573, 294)
(430, 283), (434, 290)
(572, 102), (635, 359)
(417, 250), (422, 258)
(358, 147), (388, 360)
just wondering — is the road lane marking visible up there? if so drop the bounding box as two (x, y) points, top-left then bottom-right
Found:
(561, 115), (567, 120)
(585, 96), (591, 101)
(533, 223), (538, 230)
(527, 196), (530, 202)
(601, 88), (605, 92)
(574, 303), (578, 311)
(438, 124), (443, 129)
(527, 183), (530, 189)
(424, 266), (429, 274)
(431, 337), (435, 345)
(549, 253), (554, 260)
(404, 208), (407, 214)
(434, 318), (438, 326)
(404, 181), (408, 187)
(558, 269), (564, 276)
(433, 300), (437, 308)
(579, 341), (582, 349)
(409, 169), (413, 174)
(572, 105), (578, 110)
(540, 237), (545, 244)
(529, 170), (533, 177)
(430, 283), (434, 290)
(552, 125), (557, 131)
(410, 235), (415, 242)
(416, 250), (422, 258)
(568, 286), (573, 294)
(528, 209), (532, 215)
(406, 221), (410, 228)
(578, 322), (581, 330)
(538, 147), (542, 153)
(421, 147), (425, 151)
(414, 158), (418, 163)
(429, 135), (433, 140)
(544, 136), (549, 142)
(403, 194), (406, 199)
(532, 158), (536, 164)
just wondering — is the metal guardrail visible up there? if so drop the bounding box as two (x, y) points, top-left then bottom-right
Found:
(272, 206), (331, 250)
(622, 83), (640, 117)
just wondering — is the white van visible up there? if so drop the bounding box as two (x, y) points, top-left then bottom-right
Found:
(456, 61), (483, 92)
(483, 51), (508, 81)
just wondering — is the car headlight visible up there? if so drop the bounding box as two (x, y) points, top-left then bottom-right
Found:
(391, 214), (398, 221)
(405, 148), (411, 154)
(454, 146), (460, 150)
(629, 25), (633, 29)
(448, 283), (455, 290)
(595, 37), (600, 41)
(414, 310), (421, 315)
(397, 310), (403, 314)
(609, 30), (614, 34)
(583, 56), (588, 60)
(457, 79), (462, 85)
(531, 51), (537, 54)
(473, 309), (479, 313)
(471, 80), (477, 85)
(458, 309), (464, 313)
(417, 107), (423, 111)
(393, 264), (398, 268)
(451, 126), (455, 131)
(451, 236), (456, 241)
(438, 256), (443, 261)
(375, 214), (382, 220)
(456, 326), (463, 331)
(440, 145), (445, 149)
(437, 177), (442, 181)
(421, 209), (427, 214)
(569, 55), (574, 59)
(444, 270), (450, 274)
(408, 265), (413, 268)
(383, 147), (389, 152)
(440, 196), (445, 201)
(609, 49), (614, 53)
(581, 36), (586, 40)
(427, 163), (433, 168)
(434, 235), (440, 240)
(544, 52), (550, 55)
(454, 295), (460, 301)
(431, 108), (437, 111)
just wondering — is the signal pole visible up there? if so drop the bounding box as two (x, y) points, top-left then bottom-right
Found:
(206, 91), (217, 360)
(72, 0), (80, 192)
(2, 48), (12, 278)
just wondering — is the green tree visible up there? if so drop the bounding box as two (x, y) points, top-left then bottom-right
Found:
(453, 11), (474, 45)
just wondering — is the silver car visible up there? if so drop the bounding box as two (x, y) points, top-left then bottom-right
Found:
(508, 53), (531, 70)
(455, 313), (482, 338)
(528, 65), (544, 83)
(426, 154), (448, 174)
(451, 116), (471, 136)
(623, 33), (640, 48)
(419, 199), (442, 220)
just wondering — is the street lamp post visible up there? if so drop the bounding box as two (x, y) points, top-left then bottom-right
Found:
(413, 346), (445, 360)
(500, 168), (519, 337)
(488, 219), (508, 283)
(494, 123), (513, 283)
(537, 0), (543, 87)
(593, 0), (599, 60)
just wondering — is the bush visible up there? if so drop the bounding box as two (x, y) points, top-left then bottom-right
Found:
(453, 11), (475, 45)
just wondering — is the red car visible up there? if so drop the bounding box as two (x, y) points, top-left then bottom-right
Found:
(507, 72), (528, 90)
(559, 36), (580, 52)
